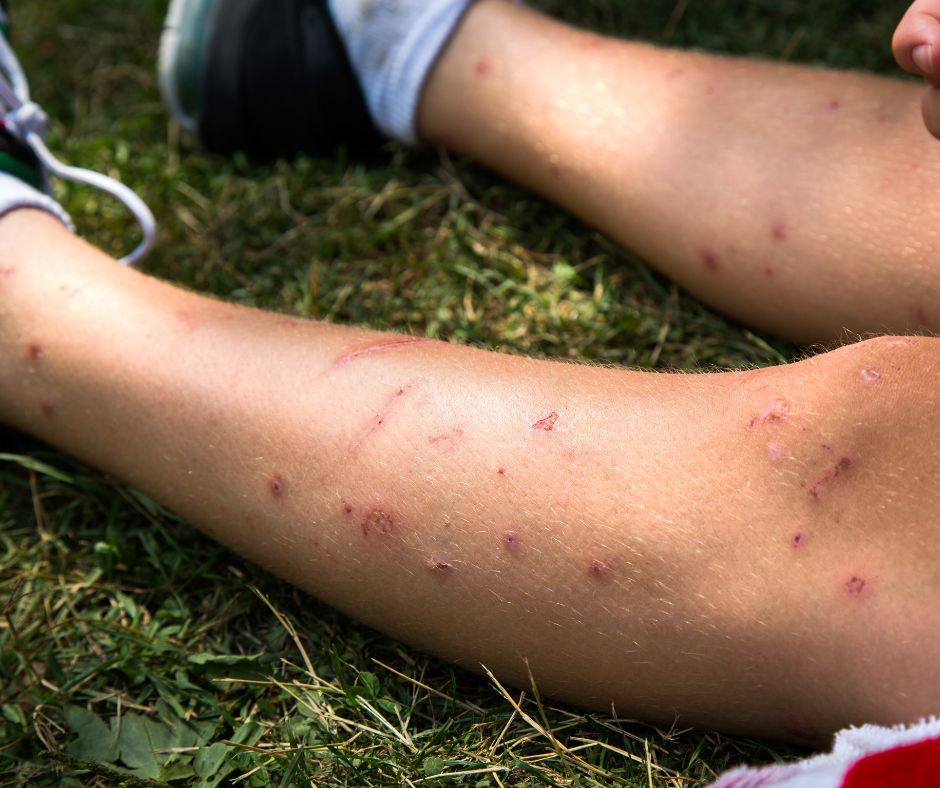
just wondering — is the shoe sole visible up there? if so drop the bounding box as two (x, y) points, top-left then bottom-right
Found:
(158, 0), (219, 134)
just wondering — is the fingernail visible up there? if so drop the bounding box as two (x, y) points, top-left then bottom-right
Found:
(913, 44), (934, 76)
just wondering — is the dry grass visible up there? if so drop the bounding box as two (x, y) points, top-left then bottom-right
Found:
(0, 0), (912, 784)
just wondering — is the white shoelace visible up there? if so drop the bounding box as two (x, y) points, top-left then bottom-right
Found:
(0, 22), (156, 265)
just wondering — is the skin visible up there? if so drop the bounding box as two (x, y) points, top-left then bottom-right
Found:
(420, 1), (940, 343)
(4, 1), (940, 748)
(895, 0), (940, 138)
(2, 211), (940, 745)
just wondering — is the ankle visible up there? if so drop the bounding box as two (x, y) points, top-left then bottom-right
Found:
(330, 0), (479, 143)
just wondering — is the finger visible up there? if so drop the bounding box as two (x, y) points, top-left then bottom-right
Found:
(893, 4), (940, 79)
(921, 85), (940, 139)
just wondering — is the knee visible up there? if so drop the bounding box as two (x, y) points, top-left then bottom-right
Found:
(810, 335), (940, 418)
(748, 335), (940, 522)
(793, 334), (940, 529)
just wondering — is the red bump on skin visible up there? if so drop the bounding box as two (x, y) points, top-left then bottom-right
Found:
(473, 56), (492, 76)
(333, 336), (437, 368)
(268, 475), (286, 498)
(806, 456), (852, 499)
(497, 467), (506, 476)
(39, 400), (56, 419)
(749, 398), (791, 428)
(844, 575), (870, 598)
(362, 509), (394, 538)
(587, 558), (611, 580)
(700, 250), (720, 273)
(828, 99), (842, 111)
(26, 342), (43, 361)
(503, 530), (520, 554)
(0, 265), (15, 279)
(763, 265), (775, 279)
(532, 412), (559, 432)
(342, 501), (354, 516)
(174, 309), (198, 332)
(790, 531), (807, 549)
(858, 368), (881, 384)
(770, 220), (787, 241)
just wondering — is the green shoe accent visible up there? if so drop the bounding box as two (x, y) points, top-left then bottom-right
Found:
(0, 150), (41, 190)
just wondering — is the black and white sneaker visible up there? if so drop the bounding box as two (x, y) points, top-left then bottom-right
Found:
(159, 0), (384, 159)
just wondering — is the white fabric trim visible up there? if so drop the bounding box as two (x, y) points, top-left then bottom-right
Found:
(0, 171), (73, 230)
(710, 717), (940, 788)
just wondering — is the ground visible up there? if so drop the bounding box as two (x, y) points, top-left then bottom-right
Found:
(0, 0), (916, 785)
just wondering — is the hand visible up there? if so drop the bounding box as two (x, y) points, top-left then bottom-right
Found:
(894, 0), (940, 139)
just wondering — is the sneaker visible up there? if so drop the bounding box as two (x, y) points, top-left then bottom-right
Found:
(159, 0), (383, 159)
(0, 3), (156, 264)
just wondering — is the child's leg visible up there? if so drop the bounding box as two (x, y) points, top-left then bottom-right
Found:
(420, 1), (940, 343)
(4, 209), (940, 743)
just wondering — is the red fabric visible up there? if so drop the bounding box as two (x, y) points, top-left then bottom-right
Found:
(841, 736), (940, 787)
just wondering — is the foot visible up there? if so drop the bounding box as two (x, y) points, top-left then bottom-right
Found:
(159, 0), (483, 155)
(158, 0), (383, 158)
(893, 0), (940, 139)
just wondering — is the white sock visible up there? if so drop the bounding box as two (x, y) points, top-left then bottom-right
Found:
(328, 0), (476, 144)
(0, 172), (73, 229)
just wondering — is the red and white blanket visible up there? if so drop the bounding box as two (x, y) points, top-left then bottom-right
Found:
(711, 718), (940, 787)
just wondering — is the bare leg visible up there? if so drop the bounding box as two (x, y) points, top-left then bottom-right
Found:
(3, 210), (940, 742)
(420, 1), (938, 343)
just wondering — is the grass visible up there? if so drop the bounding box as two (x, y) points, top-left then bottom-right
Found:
(0, 0), (915, 784)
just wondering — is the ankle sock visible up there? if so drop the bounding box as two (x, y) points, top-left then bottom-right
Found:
(328, 0), (476, 144)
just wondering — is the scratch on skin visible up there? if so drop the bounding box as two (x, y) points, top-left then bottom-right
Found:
(587, 558), (611, 581)
(352, 383), (414, 450)
(426, 556), (455, 574)
(533, 412), (559, 432)
(749, 399), (791, 428)
(362, 509), (395, 538)
(805, 456), (852, 499)
(333, 336), (437, 368)
(428, 427), (464, 446)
